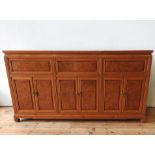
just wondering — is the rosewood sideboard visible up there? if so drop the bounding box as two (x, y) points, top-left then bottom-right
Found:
(3, 50), (153, 122)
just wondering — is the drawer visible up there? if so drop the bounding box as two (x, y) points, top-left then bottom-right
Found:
(56, 59), (98, 73)
(104, 59), (146, 73)
(10, 59), (51, 72)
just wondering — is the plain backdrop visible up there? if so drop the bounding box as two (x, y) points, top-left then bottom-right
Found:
(0, 20), (155, 107)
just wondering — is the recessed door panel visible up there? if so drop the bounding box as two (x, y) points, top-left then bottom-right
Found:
(101, 78), (122, 112)
(58, 79), (78, 112)
(56, 58), (98, 73)
(11, 59), (51, 72)
(34, 79), (56, 112)
(124, 79), (144, 112)
(104, 59), (146, 73)
(12, 78), (35, 112)
(80, 79), (98, 112)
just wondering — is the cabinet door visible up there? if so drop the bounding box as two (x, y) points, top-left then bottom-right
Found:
(57, 78), (78, 112)
(101, 78), (123, 112)
(123, 78), (145, 112)
(34, 77), (56, 112)
(79, 78), (98, 112)
(11, 77), (35, 112)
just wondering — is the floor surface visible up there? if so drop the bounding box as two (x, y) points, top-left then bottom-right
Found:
(0, 107), (155, 135)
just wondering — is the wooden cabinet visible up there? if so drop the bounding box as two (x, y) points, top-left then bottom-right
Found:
(3, 50), (152, 122)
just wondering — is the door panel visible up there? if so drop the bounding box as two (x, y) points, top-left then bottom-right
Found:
(104, 60), (145, 73)
(124, 78), (144, 112)
(57, 61), (97, 72)
(56, 58), (99, 73)
(12, 77), (35, 112)
(80, 79), (98, 112)
(11, 59), (51, 72)
(58, 79), (78, 112)
(34, 78), (56, 112)
(101, 78), (123, 112)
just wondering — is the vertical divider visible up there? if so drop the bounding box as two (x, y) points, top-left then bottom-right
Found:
(100, 57), (104, 112)
(53, 56), (59, 113)
(77, 76), (80, 112)
(97, 76), (101, 112)
(31, 77), (38, 113)
(51, 55), (61, 113)
(121, 78), (126, 112)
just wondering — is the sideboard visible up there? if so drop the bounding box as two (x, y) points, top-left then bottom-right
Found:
(3, 50), (153, 122)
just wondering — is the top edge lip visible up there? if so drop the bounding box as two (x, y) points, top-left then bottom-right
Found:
(2, 50), (153, 55)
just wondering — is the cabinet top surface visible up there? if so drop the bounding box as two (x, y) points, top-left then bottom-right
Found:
(3, 50), (153, 55)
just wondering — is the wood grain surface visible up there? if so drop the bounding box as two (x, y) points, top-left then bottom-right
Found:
(3, 50), (153, 122)
(0, 107), (155, 135)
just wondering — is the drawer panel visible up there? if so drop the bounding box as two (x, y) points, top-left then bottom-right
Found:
(11, 60), (51, 72)
(104, 59), (146, 73)
(57, 59), (98, 73)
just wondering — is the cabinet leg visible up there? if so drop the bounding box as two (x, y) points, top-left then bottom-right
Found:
(14, 116), (20, 122)
(140, 117), (146, 123)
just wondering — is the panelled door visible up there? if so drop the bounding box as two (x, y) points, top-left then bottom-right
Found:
(57, 77), (78, 112)
(33, 76), (57, 113)
(101, 77), (145, 113)
(57, 77), (99, 113)
(79, 78), (98, 112)
(101, 77), (123, 112)
(123, 78), (145, 112)
(11, 76), (35, 113)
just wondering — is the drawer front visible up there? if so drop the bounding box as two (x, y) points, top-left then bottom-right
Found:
(56, 59), (98, 73)
(10, 59), (51, 72)
(104, 59), (146, 73)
